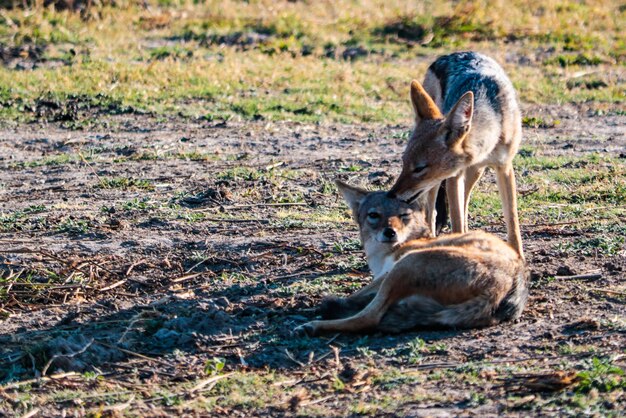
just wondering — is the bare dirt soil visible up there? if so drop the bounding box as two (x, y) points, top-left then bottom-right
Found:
(0, 107), (625, 416)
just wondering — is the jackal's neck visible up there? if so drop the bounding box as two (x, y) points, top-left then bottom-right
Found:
(363, 239), (397, 279)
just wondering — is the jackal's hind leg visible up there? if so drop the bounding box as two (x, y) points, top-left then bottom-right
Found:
(495, 163), (524, 258)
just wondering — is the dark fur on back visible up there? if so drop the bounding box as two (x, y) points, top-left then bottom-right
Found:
(429, 51), (502, 114)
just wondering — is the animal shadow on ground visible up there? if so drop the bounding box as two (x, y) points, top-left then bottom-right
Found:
(1, 233), (476, 382)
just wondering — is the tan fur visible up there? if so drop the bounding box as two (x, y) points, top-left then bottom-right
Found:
(390, 75), (524, 259)
(294, 183), (527, 336)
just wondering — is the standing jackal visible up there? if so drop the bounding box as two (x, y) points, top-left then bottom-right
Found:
(294, 181), (528, 336)
(389, 52), (524, 258)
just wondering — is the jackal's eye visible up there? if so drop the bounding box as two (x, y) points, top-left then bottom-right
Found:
(413, 165), (427, 174)
(367, 212), (381, 220)
(399, 213), (412, 219)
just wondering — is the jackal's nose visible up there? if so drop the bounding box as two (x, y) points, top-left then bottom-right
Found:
(383, 228), (396, 239)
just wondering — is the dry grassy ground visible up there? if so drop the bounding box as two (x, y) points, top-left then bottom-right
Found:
(1, 1), (625, 417)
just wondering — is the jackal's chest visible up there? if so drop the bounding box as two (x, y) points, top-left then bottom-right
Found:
(368, 254), (397, 279)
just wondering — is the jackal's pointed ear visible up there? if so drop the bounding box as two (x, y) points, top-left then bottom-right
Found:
(444, 91), (474, 147)
(410, 80), (442, 123)
(335, 180), (368, 216)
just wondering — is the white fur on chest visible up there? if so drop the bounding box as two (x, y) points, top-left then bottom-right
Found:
(364, 240), (397, 279)
(370, 254), (396, 279)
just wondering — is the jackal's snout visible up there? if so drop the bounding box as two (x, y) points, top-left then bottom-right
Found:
(388, 175), (412, 201)
(380, 226), (397, 243)
(388, 170), (429, 202)
(375, 216), (406, 244)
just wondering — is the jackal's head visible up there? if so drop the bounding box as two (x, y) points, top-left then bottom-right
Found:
(389, 80), (474, 201)
(336, 180), (430, 249)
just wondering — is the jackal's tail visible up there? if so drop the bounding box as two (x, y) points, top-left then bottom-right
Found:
(493, 265), (529, 322)
(377, 267), (529, 333)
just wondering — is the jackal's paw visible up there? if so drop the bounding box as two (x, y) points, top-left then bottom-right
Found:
(318, 296), (347, 320)
(292, 322), (318, 337)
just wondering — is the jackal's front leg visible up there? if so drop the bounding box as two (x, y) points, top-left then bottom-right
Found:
(463, 165), (485, 226)
(295, 270), (411, 336)
(446, 174), (466, 233)
(317, 272), (388, 320)
(425, 183), (440, 237)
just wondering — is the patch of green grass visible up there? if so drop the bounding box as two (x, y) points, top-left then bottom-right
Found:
(566, 77), (609, 90)
(50, 389), (90, 403)
(159, 391), (184, 407)
(319, 180), (337, 195)
(23, 204), (46, 214)
(428, 342), (448, 354)
(0, 211), (27, 232)
(217, 167), (263, 181)
(558, 344), (598, 356)
(453, 362), (483, 377)
(515, 153), (603, 171)
(98, 177), (154, 191)
(405, 337), (427, 364)
(271, 207), (350, 230)
(466, 392), (488, 407)
(522, 116), (560, 129)
(279, 273), (361, 297)
(10, 153), (81, 169)
(372, 367), (422, 391)
(0, 0), (622, 124)
(466, 153), (626, 228)
(333, 238), (361, 253)
(335, 254), (368, 271)
(576, 357), (625, 393)
(175, 151), (220, 162)
(339, 164), (365, 173)
(211, 372), (285, 409)
(530, 275), (555, 290)
(0, 205), (47, 232)
(544, 53), (606, 67)
(0, 9), (84, 46)
(557, 236), (625, 257)
(204, 357), (227, 376)
(56, 218), (90, 234)
(511, 64), (624, 106)
(372, 8), (497, 48)
(127, 152), (159, 161)
(120, 197), (158, 211)
(149, 45), (193, 61)
(176, 210), (206, 223)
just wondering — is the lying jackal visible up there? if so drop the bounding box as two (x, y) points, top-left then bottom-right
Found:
(294, 181), (528, 336)
(389, 52), (524, 258)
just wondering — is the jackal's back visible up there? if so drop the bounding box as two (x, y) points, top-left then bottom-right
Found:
(428, 51), (517, 116)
